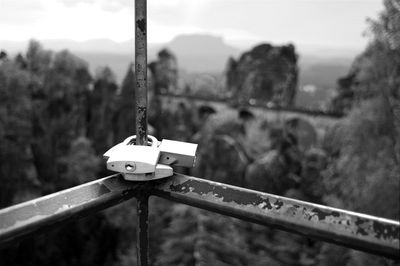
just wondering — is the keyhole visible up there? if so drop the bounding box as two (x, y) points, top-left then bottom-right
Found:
(125, 163), (136, 172)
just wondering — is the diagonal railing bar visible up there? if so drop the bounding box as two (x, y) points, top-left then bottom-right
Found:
(0, 173), (399, 260)
(151, 174), (400, 259)
(0, 174), (140, 248)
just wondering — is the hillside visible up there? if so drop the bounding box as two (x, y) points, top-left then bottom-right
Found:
(1, 35), (356, 85)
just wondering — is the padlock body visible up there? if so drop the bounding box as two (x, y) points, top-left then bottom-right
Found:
(103, 142), (125, 159)
(106, 145), (160, 174)
(123, 164), (173, 181)
(158, 139), (197, 167)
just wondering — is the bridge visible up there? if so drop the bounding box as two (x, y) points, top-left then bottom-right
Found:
(158, 92), (343, 140)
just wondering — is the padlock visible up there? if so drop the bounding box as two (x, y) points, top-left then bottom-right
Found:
(104, 135), (160, 174)
(123, 164), (173, 181)
(103, 135), (159, 159)
(158, 139), (198, 167)
(103, 135), (198, 181)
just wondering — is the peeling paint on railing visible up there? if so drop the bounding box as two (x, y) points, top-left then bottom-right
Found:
(151, 174), (400, 259)
(0, 173), (398, 260)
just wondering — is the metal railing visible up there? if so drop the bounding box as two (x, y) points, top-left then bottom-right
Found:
(0, 1), (399, 265)
(0, 173), (399, 261)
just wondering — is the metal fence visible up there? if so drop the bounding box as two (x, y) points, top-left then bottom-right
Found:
(0, 173), (399, 263)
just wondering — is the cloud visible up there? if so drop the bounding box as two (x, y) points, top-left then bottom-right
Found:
(59, 0), (95, 7)
(58, 0), (131, 12)
(1, 0), (382, 49)
(0, 0), (46, 25)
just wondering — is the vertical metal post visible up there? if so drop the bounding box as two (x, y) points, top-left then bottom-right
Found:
(135, 0), (149, 265)
(135, 0), (148, 146)
(136, 194), (149, 266)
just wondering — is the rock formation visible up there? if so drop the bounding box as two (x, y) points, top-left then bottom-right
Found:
(149, 48), (178, 94)
(225, 44), (298, 107)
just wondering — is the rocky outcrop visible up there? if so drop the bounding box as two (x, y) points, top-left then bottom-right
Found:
(149, 49), (178, 94)
(329, 71), (357, 114)
(226, 44), (298, 107)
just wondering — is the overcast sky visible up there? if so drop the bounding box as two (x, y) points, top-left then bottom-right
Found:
(0, 0), (383, 49)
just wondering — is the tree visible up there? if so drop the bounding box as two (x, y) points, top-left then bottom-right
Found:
(0, 59), (35, 207)
(322, 2), (400, 264)
(26, 40), (52, 75)
(29, 47), (93, 190)
(155, 205), (250, 266)
(0, 41), (125, 266)
(324, 99), (399, 220)
(113, 64), (136, 143)
(87, 66), (118, 155)
(60, 137), (101, 186)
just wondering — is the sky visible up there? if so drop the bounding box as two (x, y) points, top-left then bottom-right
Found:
(0, 0), (383, 49)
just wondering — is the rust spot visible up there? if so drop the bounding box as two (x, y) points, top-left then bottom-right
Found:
(138, 106), (147, 112)
(355, 218), (371, 236)
(311, 208), (340, 220)
(273, 200), (284, 210)
(373, 220), (400, 240)
(136, 19), (146, 34)
(169, 179), (274, 210)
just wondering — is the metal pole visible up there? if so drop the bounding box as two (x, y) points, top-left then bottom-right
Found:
(136, 194), (149, 266)
(135, 0), (149, 265)
(135, 0), (148, 146)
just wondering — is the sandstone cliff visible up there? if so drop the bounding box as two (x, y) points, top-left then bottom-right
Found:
(225, 44), (298, 107)
(149, 48), (178, 94)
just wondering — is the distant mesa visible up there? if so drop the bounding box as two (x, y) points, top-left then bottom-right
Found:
(162, 34), (240, 72)
(168, 34), (239, 55)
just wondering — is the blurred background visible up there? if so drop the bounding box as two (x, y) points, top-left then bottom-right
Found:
(0, 0), (399, 265)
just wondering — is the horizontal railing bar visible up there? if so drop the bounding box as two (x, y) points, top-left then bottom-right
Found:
(0, 174), (143, 247)
(151, 174), (400, 259)
(0, 173), (398, 259)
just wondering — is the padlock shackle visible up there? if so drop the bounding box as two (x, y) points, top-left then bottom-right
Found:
(124, 135), (158, 147)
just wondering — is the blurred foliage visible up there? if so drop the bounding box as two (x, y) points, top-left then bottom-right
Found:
(0, 58), (35, 207)
(325, 0), (399, 219)
(0, 40), (122, 265)
(321, 1), (400, 264)
(323, 98), (399, 219)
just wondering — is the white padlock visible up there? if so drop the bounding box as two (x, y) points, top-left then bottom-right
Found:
(158, 139), (198, 167)
(105, 135), (160, 174)
(103, 135), (198, 181)
(123, 164), (173, 181)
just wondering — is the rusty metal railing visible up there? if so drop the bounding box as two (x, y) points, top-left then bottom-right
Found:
(0, 173), (399, 260)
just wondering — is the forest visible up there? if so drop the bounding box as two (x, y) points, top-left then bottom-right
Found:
(0, 0), (399, 265)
